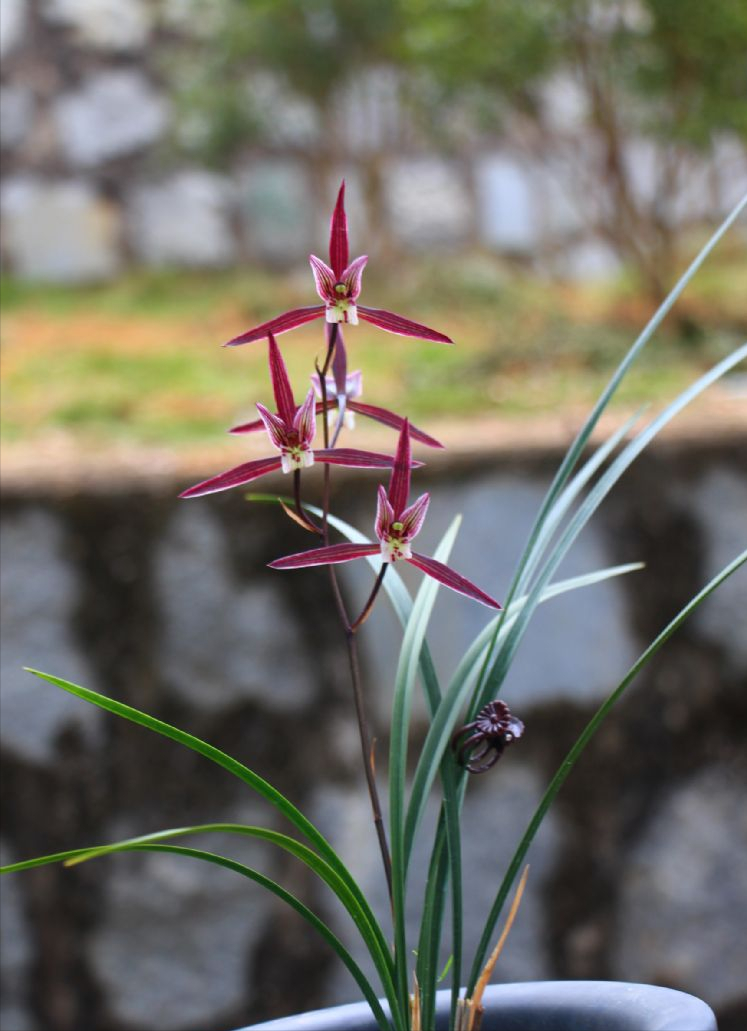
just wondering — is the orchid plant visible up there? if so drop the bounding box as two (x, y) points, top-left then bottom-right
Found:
(2, 182), (746, 1031)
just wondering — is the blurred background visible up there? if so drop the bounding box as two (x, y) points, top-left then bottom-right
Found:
(1, 2), (746, 1030)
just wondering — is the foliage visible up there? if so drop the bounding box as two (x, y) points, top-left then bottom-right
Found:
(1, 181), (745, 1031)
(164, 0), (747, 297)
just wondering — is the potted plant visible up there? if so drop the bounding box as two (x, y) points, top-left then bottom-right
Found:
(3, 182), (743, 1031)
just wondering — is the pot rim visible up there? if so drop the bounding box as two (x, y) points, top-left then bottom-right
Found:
(242, 979), (717, 1031)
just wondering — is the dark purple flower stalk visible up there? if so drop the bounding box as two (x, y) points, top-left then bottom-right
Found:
(225, 182), (453, 348)
(269, 421), (502, 610)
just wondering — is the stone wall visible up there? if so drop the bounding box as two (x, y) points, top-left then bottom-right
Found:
(1, 436), (746, 1031)
(2, 1), (745, 283)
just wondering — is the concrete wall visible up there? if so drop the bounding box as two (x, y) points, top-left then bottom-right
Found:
(1, 435), (746, 1030)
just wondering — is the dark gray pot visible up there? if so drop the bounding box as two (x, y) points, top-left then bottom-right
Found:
(242, 981), (717, 1030)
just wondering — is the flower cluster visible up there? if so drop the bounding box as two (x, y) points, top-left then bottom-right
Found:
(182, 181), (502, 614)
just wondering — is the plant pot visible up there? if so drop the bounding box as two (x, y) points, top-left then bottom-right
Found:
(241, 980), (717, 1030)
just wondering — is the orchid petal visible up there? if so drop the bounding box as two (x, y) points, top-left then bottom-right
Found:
(399, 492), (430, 541)
(332, 328), (348, 396)
(270, 541), (379, 570)
(345, 369), (363, 398)
(293, 388), (318, 448)
(341, 255), (368, 301)
(375, 483), (395, 542)
(357, 306), (453, 344)
(225, 306), (325, 347)
(329, 181), (349, 278)
(267, 333), (297, 424)
(310, 374), (324, 400)
(309, 255), (337, 302)
(228, 416), (265, 435)
(346, 402), (443, 448)
(315, 447), (421, 470)
(407, 552), (502, 609)
(255, 403), (289, 451)
(388, 420), (412, 519)
(179, 457), (283, 498)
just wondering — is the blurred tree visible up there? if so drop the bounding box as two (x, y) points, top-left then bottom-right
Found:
(165, 0), (404, 251)
(397, 0), (747, 299)
(167, 0), (747, 296)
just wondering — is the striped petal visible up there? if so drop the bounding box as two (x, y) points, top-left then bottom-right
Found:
(329, 180), (349, 278)
(408, 552), (502, 609)
(400, 492), (430, 540)
(315, 447), (421, 470)
(228, 416), (264, 435)
(270, 542), (378, 570)
(341, 255), (368, 301)
(293, 388), (318, 448)
(331, 328), (349, 395)
(179, 457), (283, 498)
(375, 483), (395, 541)
(267, 333), (297, 424)
(309, 255), (337, 302)
(225, 306), (325, 347)
(255, 403), (289, 451)
(388, 419), (412, 519)
(347, 401), (443, 448)
(357, 306), (453, 344)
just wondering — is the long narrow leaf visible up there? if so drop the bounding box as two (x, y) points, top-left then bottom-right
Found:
(411, 564), (642, 1026)
(404, 563), (644, 867)
(467, 547), (747, 993)
(476, 342), (747, 711)
(389, 517), (462, 1019)
(1, 820), (397, 1010)
(37, 839), (394, 1031)
(518, 411), (644, 593)
(415, 810), (450, 1031)
(501, 192), (746, 617)
(470, 193), (746, 728)
(20, 667), (395, 991)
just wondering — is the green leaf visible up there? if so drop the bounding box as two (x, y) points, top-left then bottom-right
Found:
(470, 192), (746, 719)
(2, 820), (398, 1011)
(518, 410), (644, 592)
(476, 341), (747, 712)
(414, 809), (451, 1031)
(19, 669), (397, 999)
(508, 192), (746, 607)
(17, 838), (394, 1031)
(388, 516), (462, 1017)
(410, 562), (642, 1025)
(404, 562), (645, 868)
(467, 547), (747, 993)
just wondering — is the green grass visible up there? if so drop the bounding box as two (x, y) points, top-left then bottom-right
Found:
(1, 253), (743, 453)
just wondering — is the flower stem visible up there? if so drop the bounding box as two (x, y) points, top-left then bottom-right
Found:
(292, 469), (322, 534)
(345, 625), (393, 902)
(350, 564), (388, 632)
(318, 322), (393, 904)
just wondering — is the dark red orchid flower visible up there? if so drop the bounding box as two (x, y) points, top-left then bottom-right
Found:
(226, 182), (453, 347)
(452, 700), (524, 774)
(269, 421), (501, 610)
(180, 335), (420, 499)
(229, 328), (444, 450)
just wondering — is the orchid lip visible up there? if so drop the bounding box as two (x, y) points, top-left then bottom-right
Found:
(325, 301), (358, 324)
(280, 448), (315, 474)
(380, 537), (412, 562)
